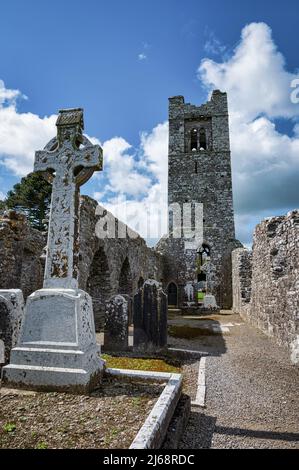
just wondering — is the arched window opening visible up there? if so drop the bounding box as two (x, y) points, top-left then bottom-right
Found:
(190, 128), (198, 151)
(138, 276), (144, 289)
(119, 257), (133, 297)
(196, 244), (211, 270)
(87, 247), (111, 331)
(167, 282), (178, 306)
(199, 128), (207, 150)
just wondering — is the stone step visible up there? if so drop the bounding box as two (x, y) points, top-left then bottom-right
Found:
(168, 308), (182, 316)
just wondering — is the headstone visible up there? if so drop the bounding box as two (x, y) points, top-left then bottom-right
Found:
(104, 294), (131, 351)
(203, 294), (218, 310)
(0, 290), (24, 366)
(2, 108), (104, 393)
(133, 279), (167, 352)
(184, 282), (194, 302)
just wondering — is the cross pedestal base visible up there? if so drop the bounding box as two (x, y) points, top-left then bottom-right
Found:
(2, 289), (104, 394)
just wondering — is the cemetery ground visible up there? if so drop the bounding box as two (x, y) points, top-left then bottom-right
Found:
(1, 311), (298, 449)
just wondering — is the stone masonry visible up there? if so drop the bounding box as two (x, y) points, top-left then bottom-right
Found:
(232, 210), (299, 364)
(232, 248), (252, 317)
(0, 210), (45, 300)
(0, 196), (163, 332)
(157, 90), (241, 310)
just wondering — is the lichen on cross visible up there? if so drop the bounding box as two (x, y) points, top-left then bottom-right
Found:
(34, 108), (103, 289)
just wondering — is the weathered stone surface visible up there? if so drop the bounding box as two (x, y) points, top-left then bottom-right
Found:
(156, 91), (242, 310)
(0, 197), (164, 332)
(3, 109), (104, 392)
(232, 210), (299, 364)
(104, 294), (131, 351)
(232, 248), (252, 316)
(34, 108), (102, 290)
(2, 289), (104, 392)
(79, 197), (164, 330)
(0, 289), (23, 366)
(203, 294), (218, 310)
(0, 211), (45, 299)
(133, 280), (167, 352)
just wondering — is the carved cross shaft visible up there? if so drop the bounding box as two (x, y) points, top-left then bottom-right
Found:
(34, 108), (103, 289)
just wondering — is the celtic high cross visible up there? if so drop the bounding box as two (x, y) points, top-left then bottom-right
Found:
(34, 108), (103, 289)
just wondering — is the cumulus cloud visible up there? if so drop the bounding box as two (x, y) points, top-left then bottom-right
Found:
(94, 122), (168, 243)
(199, 22), (298, 120)
(198, 22), (299, 245)
(0, 81), (57, 176)
(0, 190), (6, 200)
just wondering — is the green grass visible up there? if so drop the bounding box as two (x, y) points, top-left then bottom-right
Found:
(3, 423), (16, 433)
(102, 354), (180, 373)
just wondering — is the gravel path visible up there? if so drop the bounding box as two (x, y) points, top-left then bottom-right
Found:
(174, 313), (299, 449)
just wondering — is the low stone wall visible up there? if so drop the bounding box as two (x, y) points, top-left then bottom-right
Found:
(232, 210), (299, 364)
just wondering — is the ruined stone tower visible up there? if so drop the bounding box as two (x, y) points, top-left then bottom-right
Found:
(157, 90), (241, 310)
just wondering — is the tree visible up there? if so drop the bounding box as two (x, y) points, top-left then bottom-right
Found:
(4, 172), (52, 230)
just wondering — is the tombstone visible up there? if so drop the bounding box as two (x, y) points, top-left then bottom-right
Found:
(104, 294), (131, 351)
(203, 294), (218, 310)
(184, 282), (194, 302)
(0, 290), (24, 367)
(2, 108), (104, 393)
(133, 280), (167, 352)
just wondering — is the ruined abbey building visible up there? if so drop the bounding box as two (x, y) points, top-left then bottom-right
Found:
(0, 91), (298, 364)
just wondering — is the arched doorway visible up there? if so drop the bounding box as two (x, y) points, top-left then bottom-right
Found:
(119, 257), (133, 297)
(86, 247), (111, 331)
(167, 282), (178, 307)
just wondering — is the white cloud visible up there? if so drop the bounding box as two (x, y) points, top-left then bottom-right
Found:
(198, 22), (299, 244)
(0, 190), (6, 200)
(102, 137), (152, 196)
(0, 81), (57, 176)
(138, 53), (147, 61)
(0, 79), (24, 106)
(204, 31), (226, 56)
(199, 22), (299, 121)
(93, 122), (168, 243)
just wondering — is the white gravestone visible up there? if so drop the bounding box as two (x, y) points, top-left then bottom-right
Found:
(184, 282), (194, 302)
(203, 294), (218, 310)
(2, 109), (104, 393)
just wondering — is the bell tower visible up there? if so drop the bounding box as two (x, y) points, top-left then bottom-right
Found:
(158, 90), (240, 309)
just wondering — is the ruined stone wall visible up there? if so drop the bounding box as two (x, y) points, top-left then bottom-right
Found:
(232, 211), (299, 364)
(232, 248), (252, 316)
(159, 90), (239, 308)
(79, 196), (164, 330)
(0, 211), (45, 298)
(0, 199), (164, 331)
(250, 211), (299, 363)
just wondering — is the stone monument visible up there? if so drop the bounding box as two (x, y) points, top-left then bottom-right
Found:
(133, 279), (167, 352)
(2, 108), (104, 393)
(104, 294), (131, 351)
(0, 290), (24, 366)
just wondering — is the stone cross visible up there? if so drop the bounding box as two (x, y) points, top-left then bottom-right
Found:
(34, 108), (103, 289)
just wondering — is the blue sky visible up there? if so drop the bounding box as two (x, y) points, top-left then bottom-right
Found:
(0, 0), (299, 246)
